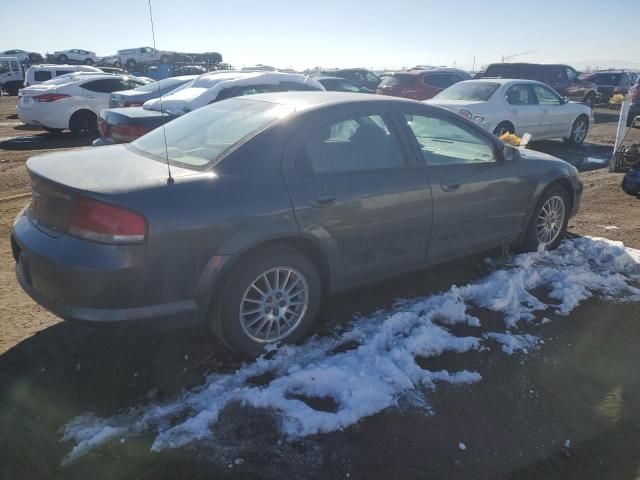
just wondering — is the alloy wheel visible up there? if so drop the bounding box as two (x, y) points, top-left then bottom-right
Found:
(239, 267), (309, 343)
(573, 119), (587, 143)
(536, 195), (566, 245)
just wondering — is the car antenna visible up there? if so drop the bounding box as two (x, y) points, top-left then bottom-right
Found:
(147, 0), (173, 184)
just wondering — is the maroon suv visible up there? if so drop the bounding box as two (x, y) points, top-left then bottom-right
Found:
(376, 68), (471, 100)
(481, 63), (598, 106)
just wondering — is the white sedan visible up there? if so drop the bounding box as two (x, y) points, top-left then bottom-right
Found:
(53, 49), (99, 65)
(17, 73), (147, 135)
(426, 79), (594, 145)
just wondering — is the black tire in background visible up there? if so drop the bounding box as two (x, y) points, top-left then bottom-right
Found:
(84, 58), (94, 65)
(493, 121), (515, 137)
(57, 54), (68, 63)
(69, 110), (97, 137)
(210, 246), (322, 357)
(583, 91), (596, 108)
(521, 184), (570, 252)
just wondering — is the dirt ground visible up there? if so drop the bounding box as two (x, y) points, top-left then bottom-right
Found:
(0, 94), (639, 479)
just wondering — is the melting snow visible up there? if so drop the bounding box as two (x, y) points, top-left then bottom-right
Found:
(61, 237), (640, 464)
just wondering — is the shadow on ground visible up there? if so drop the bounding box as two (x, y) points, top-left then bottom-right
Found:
(1, 243), (640, 479)
(0, 132), (94, 151)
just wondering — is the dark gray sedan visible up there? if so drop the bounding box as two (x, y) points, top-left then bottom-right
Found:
(12, 92), (583, 356)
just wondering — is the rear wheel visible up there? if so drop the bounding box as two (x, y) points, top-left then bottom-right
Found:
(521, 185), (570, 251)
(583, 91), (596, 108)
(69, 110), (97, 136)
(57, 54), (68, 63)
(210, 247), (322, 357)
(565, 115), (588, 145)
(84, 58), (94, 65)
(493, 122), (514, 137)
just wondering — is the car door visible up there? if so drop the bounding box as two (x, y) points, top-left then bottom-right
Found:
(399, 108), (535, 261)
(531, 84), (569, 137)
(504, 84), (542, 137)
(282, 106), (433, 287)
(548, 66), (569, 96)
(422, 73), (458, 100)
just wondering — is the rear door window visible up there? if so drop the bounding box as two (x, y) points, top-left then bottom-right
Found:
(505, 85), (536, 105)
(34, 70), (52, 81)
(82, 78), (128, 93)
(296, 114), (407, 175)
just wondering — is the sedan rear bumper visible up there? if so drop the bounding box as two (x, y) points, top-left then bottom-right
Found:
(12, 210), (210, 326)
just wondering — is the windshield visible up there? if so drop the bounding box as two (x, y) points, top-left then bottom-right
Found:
(434, 81), (500, 101)
(132, 77), (191, 93)
(128, 98), (294, 170)
(379, 74), (414, 88)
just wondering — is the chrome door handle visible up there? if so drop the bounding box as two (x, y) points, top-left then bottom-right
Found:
(441, 182), (461, 192)
(309, 194), (336, 207)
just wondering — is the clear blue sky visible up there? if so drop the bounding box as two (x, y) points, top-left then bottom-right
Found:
(3, 0), (639, 71)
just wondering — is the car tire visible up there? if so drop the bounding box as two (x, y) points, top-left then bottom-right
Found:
(521, 184), (570, 252)
(564, 115), (589, 146)
(113, 61), (122, 68)
(126, 59), (136, 69)
(6, 87), (19, 96)
(58, 54), (68, 63)
(210, 246), (322, 357)
(493, 122), (514, 137)
(583, 92), (596, 108)
(69, 110), (97, 137)
(84, 58), (94, 65)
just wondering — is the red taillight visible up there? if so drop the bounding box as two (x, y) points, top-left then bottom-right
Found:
(121, 101), (143, 107)
(33, 93), (70, 102)
(110, 124), (152, 142)
(69, 197), (146, 244)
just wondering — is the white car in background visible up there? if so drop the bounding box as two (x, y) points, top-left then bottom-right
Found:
(426, 79), (594, 145)
(24, 64), (102, 86)
(116, 47), (172, 68)
(0, 49), (36, 63)
(53, 49), (99, 65)
(17, 73), (148, 135)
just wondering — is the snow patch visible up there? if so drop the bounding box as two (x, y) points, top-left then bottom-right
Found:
(61, 237), (640, 464)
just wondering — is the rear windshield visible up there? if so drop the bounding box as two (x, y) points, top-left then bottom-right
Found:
(484, 65), (520, 78)
(127, 98), (294, 170)
(434, 81), (500, 101)
(379, 74), (414, 87)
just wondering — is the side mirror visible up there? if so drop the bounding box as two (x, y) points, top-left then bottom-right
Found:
(561, 97), (569, 104)
(502, 144), (520, 161)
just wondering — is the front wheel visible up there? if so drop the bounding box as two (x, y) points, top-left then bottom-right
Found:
(583, 92), (596, 108)
(565, 116), (588, 145)
(69, 110), (97, 136)
(84, 58), (94, 65)
(210, 247), (322, 357)
(521, 185), (570, 251)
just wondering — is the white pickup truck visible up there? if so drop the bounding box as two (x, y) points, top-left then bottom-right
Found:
(116, 47), (172, 68)
(0, 56), (24, 95)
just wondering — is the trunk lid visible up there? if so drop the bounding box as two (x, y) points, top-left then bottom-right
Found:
(26, 145), (198, 237)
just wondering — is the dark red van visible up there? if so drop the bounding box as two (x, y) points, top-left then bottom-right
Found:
(376, 68), (471, 101)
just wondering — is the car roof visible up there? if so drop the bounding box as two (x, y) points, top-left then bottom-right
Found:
(231, 91), (420, 111)
(315, 76), (354, 82)
(392, 68), (469, 76)
(460, 78), (544, 86)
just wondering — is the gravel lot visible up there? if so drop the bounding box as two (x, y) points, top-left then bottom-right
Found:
(0, 94), (639, 480)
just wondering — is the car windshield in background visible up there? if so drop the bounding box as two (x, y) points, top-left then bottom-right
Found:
(379, 74), (414, 87)
(589, 74), (622, 85)
(434, 82), (500, 101)
(127, 98), (294, 170)
(133, 77), (190, 92)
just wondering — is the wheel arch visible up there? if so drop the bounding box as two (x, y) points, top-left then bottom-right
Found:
(196, 233), (334, 325)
